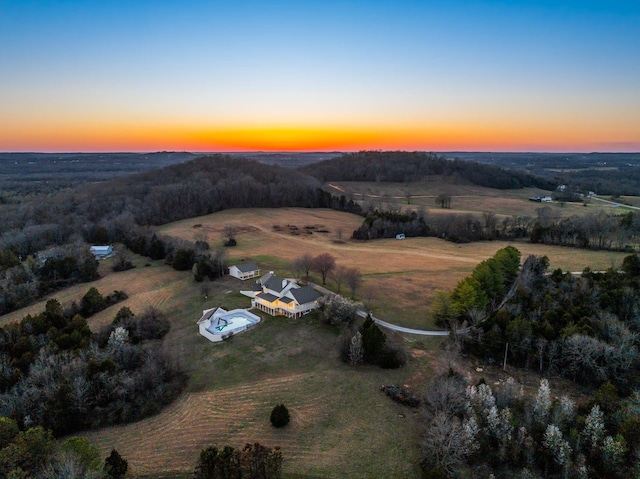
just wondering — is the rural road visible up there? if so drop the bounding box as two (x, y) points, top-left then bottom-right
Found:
(589, 195), (640, 211)
(308, 281), (450, 337)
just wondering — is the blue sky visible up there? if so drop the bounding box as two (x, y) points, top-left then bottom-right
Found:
(1, 0), (639, 151)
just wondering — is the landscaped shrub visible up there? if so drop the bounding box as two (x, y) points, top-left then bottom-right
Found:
(270, 403), (290, 428)
(172, 248), (195, 271)
(379, 345), (406, 369)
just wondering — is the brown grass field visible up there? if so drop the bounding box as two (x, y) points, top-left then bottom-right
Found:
(160, 208), (629, 329)
(0, 201), (633, 478)
(326, 178), (623, 219)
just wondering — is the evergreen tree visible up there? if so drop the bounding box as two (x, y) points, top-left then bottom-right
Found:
(103, 449), (127, 478)
(361, 315), (386, 365)
(270, 404), (290, 428)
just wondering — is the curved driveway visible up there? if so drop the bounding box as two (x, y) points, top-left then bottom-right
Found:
(308, 281), (450, 336)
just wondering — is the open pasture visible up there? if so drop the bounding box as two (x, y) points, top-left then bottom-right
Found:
(326, 178), (622, 218)
(161, 208), (629, 329)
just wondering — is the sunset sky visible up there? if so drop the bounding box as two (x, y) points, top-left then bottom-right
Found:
(1, 1), (639, 152)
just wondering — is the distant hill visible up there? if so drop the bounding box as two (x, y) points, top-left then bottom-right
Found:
(301, 151), (556, 190)
(0, 155), (345, 256)
(446, 151), (640, 195)
(0, 151), (197, 194)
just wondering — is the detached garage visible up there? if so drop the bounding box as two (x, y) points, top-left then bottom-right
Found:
(228, 262), (261, 280)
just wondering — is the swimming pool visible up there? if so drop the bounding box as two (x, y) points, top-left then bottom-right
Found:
(198, 308), (261, 342)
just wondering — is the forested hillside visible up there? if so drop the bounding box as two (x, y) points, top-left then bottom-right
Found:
(0, 155), (359, 258)
(301, 151), (556, 190)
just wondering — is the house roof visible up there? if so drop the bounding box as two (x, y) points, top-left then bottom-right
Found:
(90, 245), (113, 253)
(252, 283), (263, 292)
(234, 262), (260, 273)
(290, 286), (320, 305)
(279, 297), (294, 304)
(263, 275), (291, 293)
(257, 292), (279, 303)
(258, 272), (274, 285)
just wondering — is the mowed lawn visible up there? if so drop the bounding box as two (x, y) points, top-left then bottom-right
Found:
(160, 208), (629, 329)
(0, 207), (631, 478)
(2, 253), (431, 478)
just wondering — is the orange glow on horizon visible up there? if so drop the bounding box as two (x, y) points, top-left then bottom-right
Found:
(1, 121), (638, 153)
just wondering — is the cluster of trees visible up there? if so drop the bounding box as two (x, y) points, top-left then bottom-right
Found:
(340, 316), (406, 369)
(302, 151), (555, 190)
(352, 208), (534, 243)
(293, 252), (363, 297)
(0, 243), (99, 315)
(460, 253), (640, 391)
(431, 246), (522, 327)
(0, 300), (186, 435)
(421, 373), (639, 478)
(123, 228), (227, 281)
(0, 419), (128, 478)
(531, 210), (640, 252)
(194, 443), (283, 479)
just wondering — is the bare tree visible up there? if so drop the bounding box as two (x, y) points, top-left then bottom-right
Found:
(435, 194), (451, 209)
(332, 266), (348, 293)
(222, 225), (238, 246)
(293, 253), (314, 280)
(312, 253), (336, 285)
(345, 267), (362, 299)
(363, 285), (377, 311)
(349, 331), (363, 366)
(483, 212), (498, 238)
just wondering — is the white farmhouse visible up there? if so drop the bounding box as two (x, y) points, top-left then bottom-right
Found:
(246, 273), (321, 318)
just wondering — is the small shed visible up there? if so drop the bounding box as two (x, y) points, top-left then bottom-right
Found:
(229, 262), (261, 280)
(89, 245), (114, 260)
(396, 233), (406, 240)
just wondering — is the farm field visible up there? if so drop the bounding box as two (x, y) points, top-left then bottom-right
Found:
(160, 208), (630, 329)
(325, 178), (624, 218)
(0, 207), (632, 478)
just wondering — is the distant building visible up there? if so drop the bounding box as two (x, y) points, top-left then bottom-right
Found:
(529, 196), (552, 203)
(89, 245), (114, 260)
(395, 233), (406, 240)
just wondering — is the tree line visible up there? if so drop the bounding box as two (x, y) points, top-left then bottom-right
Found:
(351, 205), (640, 251)
(351, 208), (533, 243)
